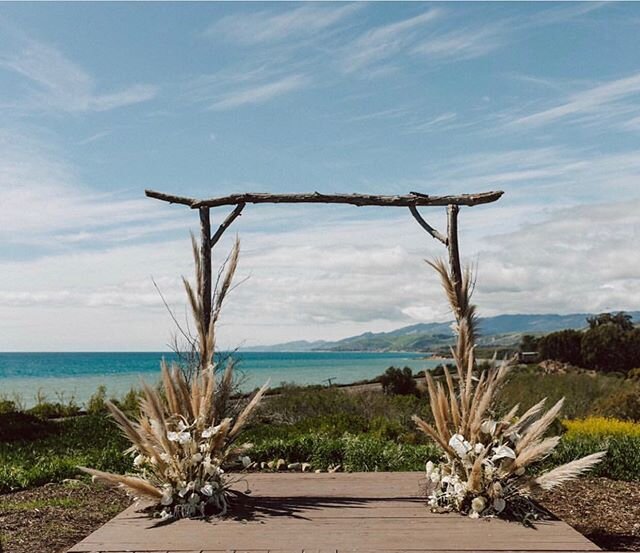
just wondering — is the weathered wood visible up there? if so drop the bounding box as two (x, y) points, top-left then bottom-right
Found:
(145, 189), (197, 206)
(408, 205), (448, 245)
(447, 204), (463, 296)
(210, 202), (245, 248)
(68, 473), (599, 553)
(199, 207), (212, 344)
(145, 189), (503, 209)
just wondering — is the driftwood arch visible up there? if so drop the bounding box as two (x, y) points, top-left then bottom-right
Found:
(145, 189), (503, 332)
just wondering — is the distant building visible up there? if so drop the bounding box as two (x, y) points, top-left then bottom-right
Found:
(518, 351), (539, 364)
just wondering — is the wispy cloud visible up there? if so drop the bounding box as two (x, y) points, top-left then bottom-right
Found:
(188, 71), (310, 111)
(0, 38), (157, 113)
(205, 3), (361, 45)
(209, 73), (310, 111)
(403, 111), (459, 134)
(412, 25), (505, 62)
(341, 9), (442, 74)
(508, 72), (640, 128)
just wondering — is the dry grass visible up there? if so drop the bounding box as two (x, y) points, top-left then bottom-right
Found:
(413, 258), (604, 519)
(81, 237), (267, 521)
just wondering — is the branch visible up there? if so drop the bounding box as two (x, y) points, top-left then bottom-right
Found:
(145, 189), (504, 209)
(145, 189), (197, 206)
(210, 203), (245, 248)
(408, 205), (448, 246)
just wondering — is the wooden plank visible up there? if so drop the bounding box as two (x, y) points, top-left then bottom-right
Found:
(67, 473), (599, 553)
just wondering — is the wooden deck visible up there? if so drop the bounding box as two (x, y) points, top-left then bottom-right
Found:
(68, 472), (599, 553)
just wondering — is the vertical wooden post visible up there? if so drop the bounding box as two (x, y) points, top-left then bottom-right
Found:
(447, 204), (463, 297)
(199, 207), (212, 338)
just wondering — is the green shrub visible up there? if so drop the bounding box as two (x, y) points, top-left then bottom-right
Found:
(379, 366), (418, 396)
(546, 434), (640, 481)
(248, 432), (441, 472)
(496, 369), (627, 419)
(0, 414), (130, 493)
(593, 385), (640, 421)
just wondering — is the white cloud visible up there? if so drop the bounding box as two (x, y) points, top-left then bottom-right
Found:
(0, 129), (189, 248)
(508, 72), (640, 129)
(341, 9), (441, 74)
(0, 37), (157, 113)
(207, 73), (310, 111)
(206, 4), (361, 45)
(412, 25), (504, 62)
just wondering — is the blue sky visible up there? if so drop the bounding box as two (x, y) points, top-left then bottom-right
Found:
(1, 2), (639, 351)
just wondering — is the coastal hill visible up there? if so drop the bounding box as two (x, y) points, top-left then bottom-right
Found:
(242, 312), (640, 353)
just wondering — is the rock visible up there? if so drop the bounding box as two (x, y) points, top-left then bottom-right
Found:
(315, 469), (323, 473)
(260, 461), (267, 470)
(267, 460), (276, 470)
(328, 464), (342, 473)
(287, 462), (302, 471)
(301, 463), (312, 472)
(276, 458), (286, 470)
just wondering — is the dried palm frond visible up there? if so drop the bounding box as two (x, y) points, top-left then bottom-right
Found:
(527, 451), (606, 491)
(414, 257), (605, 522)
(81, 238), (268, 522)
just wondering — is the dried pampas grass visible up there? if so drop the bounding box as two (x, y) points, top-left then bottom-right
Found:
(414, 258), (605, 522)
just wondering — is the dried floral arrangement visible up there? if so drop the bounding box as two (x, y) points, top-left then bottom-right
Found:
(413, 259), (605, 523)
(81, 237), (268, 522)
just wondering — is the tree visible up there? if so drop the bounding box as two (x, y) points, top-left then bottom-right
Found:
(520, 334), (539, 352)
(581, 324), (629, 372)
(587, 311), (634, 332)
(538, 329), (583, 366)
(379, 366), (418, 396)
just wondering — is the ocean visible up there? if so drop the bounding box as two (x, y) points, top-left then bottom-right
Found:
(0, 351), (441, 408)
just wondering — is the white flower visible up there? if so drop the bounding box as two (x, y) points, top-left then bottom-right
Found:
(167, 430), (191, 444)
(449, 434), (472, 458)
(474, 443), (485, 455)
(201, 483), (214, 496)
(160, 453), (171, 463)
(471, 496), (486, 514)
(159, 508), (173, 521)
(160, 486), (173, 506)
(481, 420), (497, 436)
(133, 453), (146, 467)
(202, 423), (223, 439)
(493, 498), (506, 513)
(469, 510), (480, 519)
(491, 444), (516, 461)
(425, 461), (434, 477)
(241, 456), (251, 468)
(191, 452), (203, 464)
(429, 468), (441, 484)
(178, 481), (194, 497)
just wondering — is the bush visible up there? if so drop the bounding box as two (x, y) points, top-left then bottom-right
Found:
(0, 415), (131, 493)
(593, 387), (640, 421)
(496, 369), (627, 419)
(249, 432), (441, 472)
(379, 366), (418, 396)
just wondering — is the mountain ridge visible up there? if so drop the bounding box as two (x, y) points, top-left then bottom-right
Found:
(241, 311), (640, 352)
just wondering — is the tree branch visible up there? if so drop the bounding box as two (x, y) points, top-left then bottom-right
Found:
(210, 203), (245, 248)
(408, 205), (448, 246)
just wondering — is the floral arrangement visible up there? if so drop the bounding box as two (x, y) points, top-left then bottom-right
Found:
(81, 237), (268, 521)
(413, 259), (605, 522)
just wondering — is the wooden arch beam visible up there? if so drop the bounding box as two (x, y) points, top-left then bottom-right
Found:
(145, 189), (503, 208)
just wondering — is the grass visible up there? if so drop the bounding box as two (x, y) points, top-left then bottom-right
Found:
(2, 370), (640, 493)
(0, 415), (131, 493)
(1, 497), (84, 511)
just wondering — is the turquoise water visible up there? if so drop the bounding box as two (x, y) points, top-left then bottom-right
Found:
(0, 352), (440, 407)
